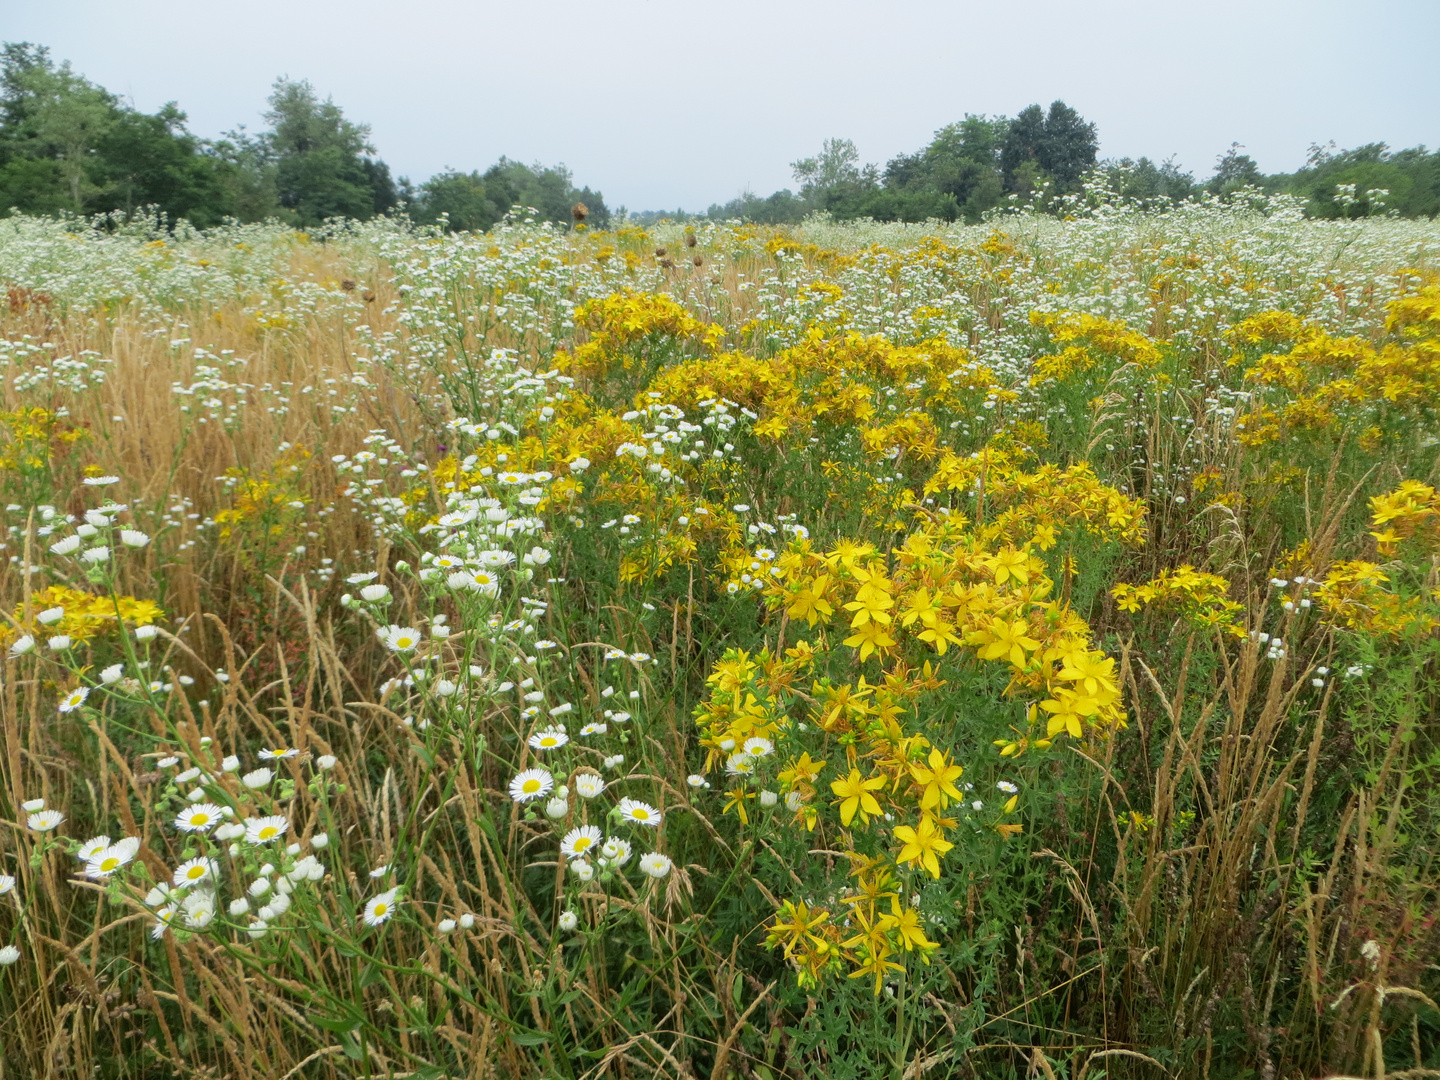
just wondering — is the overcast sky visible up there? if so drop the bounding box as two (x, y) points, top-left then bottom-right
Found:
(6, 0), (1437, 211)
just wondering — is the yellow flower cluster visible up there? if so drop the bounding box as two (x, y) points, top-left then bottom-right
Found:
(1368, 479), (1440, 555)
(0, 406), (89, 473)
(556, 291), (723, 380)
(6, 585), (163, 647)
(213, 446), (311, 540)
(1028, 310), (1164, 386)
(1112, 564), (1247, 637)
(1231, 283), (1440, 447)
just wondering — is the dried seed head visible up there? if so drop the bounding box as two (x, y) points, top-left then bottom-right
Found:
(654, 247), (667, 258)
(340, 279), (357, 291)
(684, 232), (697, 248)
(571, 203), (589, 222)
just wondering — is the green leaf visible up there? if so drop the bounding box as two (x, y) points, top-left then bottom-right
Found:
(509, 1027), (551, 1047)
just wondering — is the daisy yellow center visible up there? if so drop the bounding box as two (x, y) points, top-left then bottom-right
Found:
(396, 636), (414, 648)
(187, 866), (205, 880)
(522, 779), (541, 793)
(373, 903), (388, 917)
(574, 837), (592, 851)
(100, 857), (120, 871)
(189, 813), (209, 825)
(259, 826), (278, 840)
(540, 737), (558, 747)
(631, 809), (650, 821)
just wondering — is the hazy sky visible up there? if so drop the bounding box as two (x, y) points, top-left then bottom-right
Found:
(6, 0), (1437, 211)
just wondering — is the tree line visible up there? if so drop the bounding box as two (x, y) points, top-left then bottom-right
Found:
(2, 43), (1435, 232)
(686, 104), (1440, 225)
(0, 43), (609, 231)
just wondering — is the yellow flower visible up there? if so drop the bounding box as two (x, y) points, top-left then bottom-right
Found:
(970, 617), (1041, 669)
(830, 768), (886, 827)
(909, 748), (963, 811)
(987, 546), (1031, 586)
(843, 621), (896, 660)
(891, 814), (953, 879)
(879, 896), (938, 957)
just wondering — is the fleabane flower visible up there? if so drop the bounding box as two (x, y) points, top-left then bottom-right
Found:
(559, 824), (602, 861)
(172, 857), (220, 887)
(50, 535), (82, 555)
(600, 837), (632, 866)
(573, 773), (605, 799)
(360, 584), (391, 603)
(617, 798), (662, 827)
(86, 839), (140, 878)
(175, 804), (224, 832)
(448, 568), (500, 597)
(9, 635), (35, 656)
(742, 737), (774, 758)
(0, 945), (18, 966)
(120, 530), (150, 548)
(27, 810), (64, 832)
(382, 625), (420, 652)
(242, 768), (273, 789)
(363, 889), (399, 926)
(638, 853), (673, 879)
(244, 815), (290, 845)
(528, 729), (569, 751)
(57, 687), (89, 713)
(509, 768), (554, 803)
(77, 835), (112, 861)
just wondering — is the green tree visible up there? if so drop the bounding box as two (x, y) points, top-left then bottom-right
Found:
(260, 78), (395, 225)
(1, 43), (115, 212)
(1001, 101), (1097, 196)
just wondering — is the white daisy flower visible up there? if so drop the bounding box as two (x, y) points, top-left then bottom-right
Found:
(49, 535), (81, 556)
(27, 810), (64, 832)
(617, 798), (662, 827)
(120, 530), (150, 548)
(509, 768), (554, 803)
(360, 584), (391, 603)
(172, 857), (219, 887)
(151, 907), (176, 939)
(600, 837), (632, 865)
(742, 737), (773, 758)
(0, 945), (18, 966)
(997, 781), (1019, 794)
(363, 889), (399, 926)
(175, 804), (224, 832)
(528, 730), (569, 751)
(0, 874), (15, 896)
(638, 853), (673, 879)
(57, 687), (89, 713)
(558, 909), (578, 932)
(382, 625), (420, 652)
(573, 773), (605, 799)
(244, 815), (290, 844)
(83, 476), (120, 486)
(560, 825), (602, 861)
(259, 747), (300, 760)
(85, 840), (136, 881)
(242, 768), (273, 789)
(9, 634), (35, 656)
(77, 835), (113, 861)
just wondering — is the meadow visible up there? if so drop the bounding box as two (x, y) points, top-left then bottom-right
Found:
(0, 185), (1438, 1080)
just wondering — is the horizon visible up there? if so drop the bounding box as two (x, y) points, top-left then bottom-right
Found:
(5, 0), (1438, 213)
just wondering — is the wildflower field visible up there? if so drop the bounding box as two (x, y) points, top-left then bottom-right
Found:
(1, 190), (1438, 1080)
